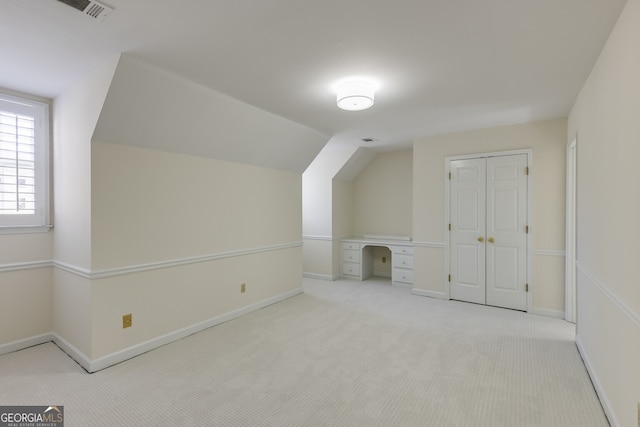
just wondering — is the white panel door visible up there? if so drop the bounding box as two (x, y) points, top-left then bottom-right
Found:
(486, 155), (528, 310)
(449, 154), (528, 311)
(450, 158), (486, 305)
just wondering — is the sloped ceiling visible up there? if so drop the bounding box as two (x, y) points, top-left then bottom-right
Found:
(93, 55), (329, 173)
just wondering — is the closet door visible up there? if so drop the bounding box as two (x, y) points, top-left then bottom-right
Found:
(449, 154), (528, 311)
(485, 154), (528, 310)
(450, 158), (486, 305)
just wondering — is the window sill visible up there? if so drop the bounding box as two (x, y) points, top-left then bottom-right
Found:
(0, 225), (53, 235)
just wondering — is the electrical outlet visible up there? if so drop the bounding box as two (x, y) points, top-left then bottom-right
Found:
(240, 283), (246, 294)
(122, 314), (132, 329)
(382, 256), (386, 263)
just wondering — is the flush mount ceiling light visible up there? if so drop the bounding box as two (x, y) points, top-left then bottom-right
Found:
(336, 81), (375, 111)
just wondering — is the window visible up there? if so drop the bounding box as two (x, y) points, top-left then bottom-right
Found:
(0, 92), (50, 233)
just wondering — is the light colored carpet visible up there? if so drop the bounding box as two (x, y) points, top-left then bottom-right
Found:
(0, 277), (608, 426)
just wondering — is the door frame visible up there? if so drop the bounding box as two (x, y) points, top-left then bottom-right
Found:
(565, 137), (577, 323)
(444, 149), (533, 312)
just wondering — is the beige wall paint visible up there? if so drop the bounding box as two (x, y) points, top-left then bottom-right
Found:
(89, 142), (303, 359)
(53, 269), (92, 358)
(91, 142), (301, 269)
(331, 178), (354, 278)
(0, 268), (52, 344)
(0, 233), (51, 264)
(353, 150), (413, 237)
(568, 0), (640, 424)
(302, 239), (334, 279)
(332, 179), (353, 239)
(91, 247), (301, 359)
(412, 118), (567, 313)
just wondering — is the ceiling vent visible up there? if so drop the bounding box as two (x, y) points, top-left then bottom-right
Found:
(361, 137), (378, 143)
(56, 0), (114, 21)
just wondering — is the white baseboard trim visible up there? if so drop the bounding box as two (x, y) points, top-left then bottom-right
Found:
(576, 335), (619, 427)
(87, 287), (303, 373)
(528, 307), (565, 319)
(0, 333), (54, 356)
(52, 333), (93, 372)
(0, 288), (304, 373)
(303, 272), (337, 281)
(412, 288), (448, 300)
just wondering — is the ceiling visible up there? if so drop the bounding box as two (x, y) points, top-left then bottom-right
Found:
(0, 0), (628, 152)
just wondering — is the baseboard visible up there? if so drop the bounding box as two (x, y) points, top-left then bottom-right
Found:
(576, 335), (619, 427)
(87, 287), (304, 373)
(0, 333), (54, 356)
(52, 333), (93, 373)
(303, 272), (338, 281)
(412, 288), (448, 300)
(528, 307), (565, 319)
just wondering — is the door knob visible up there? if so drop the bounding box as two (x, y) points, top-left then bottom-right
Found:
(477, 236), (484, 242)
(488, 237), (495, 243)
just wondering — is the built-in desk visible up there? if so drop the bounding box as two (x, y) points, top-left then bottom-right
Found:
(341, 237), (413, 287)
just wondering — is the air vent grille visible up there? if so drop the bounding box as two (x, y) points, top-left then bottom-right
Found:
(56, 0), (114, 21)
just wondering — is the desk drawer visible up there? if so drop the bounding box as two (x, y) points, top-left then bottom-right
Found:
(342, 242), (360, 250)
(390, 245), (413, 255)
(393, 268), (414, 284)
(392, 253), (413, 269)
(342, 262), (360, 277)
(342, 249), (360, 263)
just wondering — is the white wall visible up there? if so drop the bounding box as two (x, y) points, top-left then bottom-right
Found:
(49, 55), (120, 358)
(302, 147), (358, 279)
(568, 0), (640, 424)
(412, 118), (567, 315)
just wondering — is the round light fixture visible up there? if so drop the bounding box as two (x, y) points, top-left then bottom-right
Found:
(336, 81), (374, 111)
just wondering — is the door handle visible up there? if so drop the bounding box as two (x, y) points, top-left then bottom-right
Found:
(477, 236), (484, 242)
(488, 237), (495, 243)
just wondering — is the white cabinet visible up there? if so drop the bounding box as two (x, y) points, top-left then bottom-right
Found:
(341, 239), (414, 287)
(390, 246), (414, 287)
(341, 242), (361, 279)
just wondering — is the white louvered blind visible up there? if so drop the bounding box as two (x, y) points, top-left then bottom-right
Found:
(0, 110), (36, 215)
(0, 92), (49, 231)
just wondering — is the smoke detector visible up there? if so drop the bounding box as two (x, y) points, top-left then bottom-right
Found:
(56, 0), (114, 21)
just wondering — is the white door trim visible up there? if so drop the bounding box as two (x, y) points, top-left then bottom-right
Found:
(565, 137), (577, 323)
(444, 149), (533, 312)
